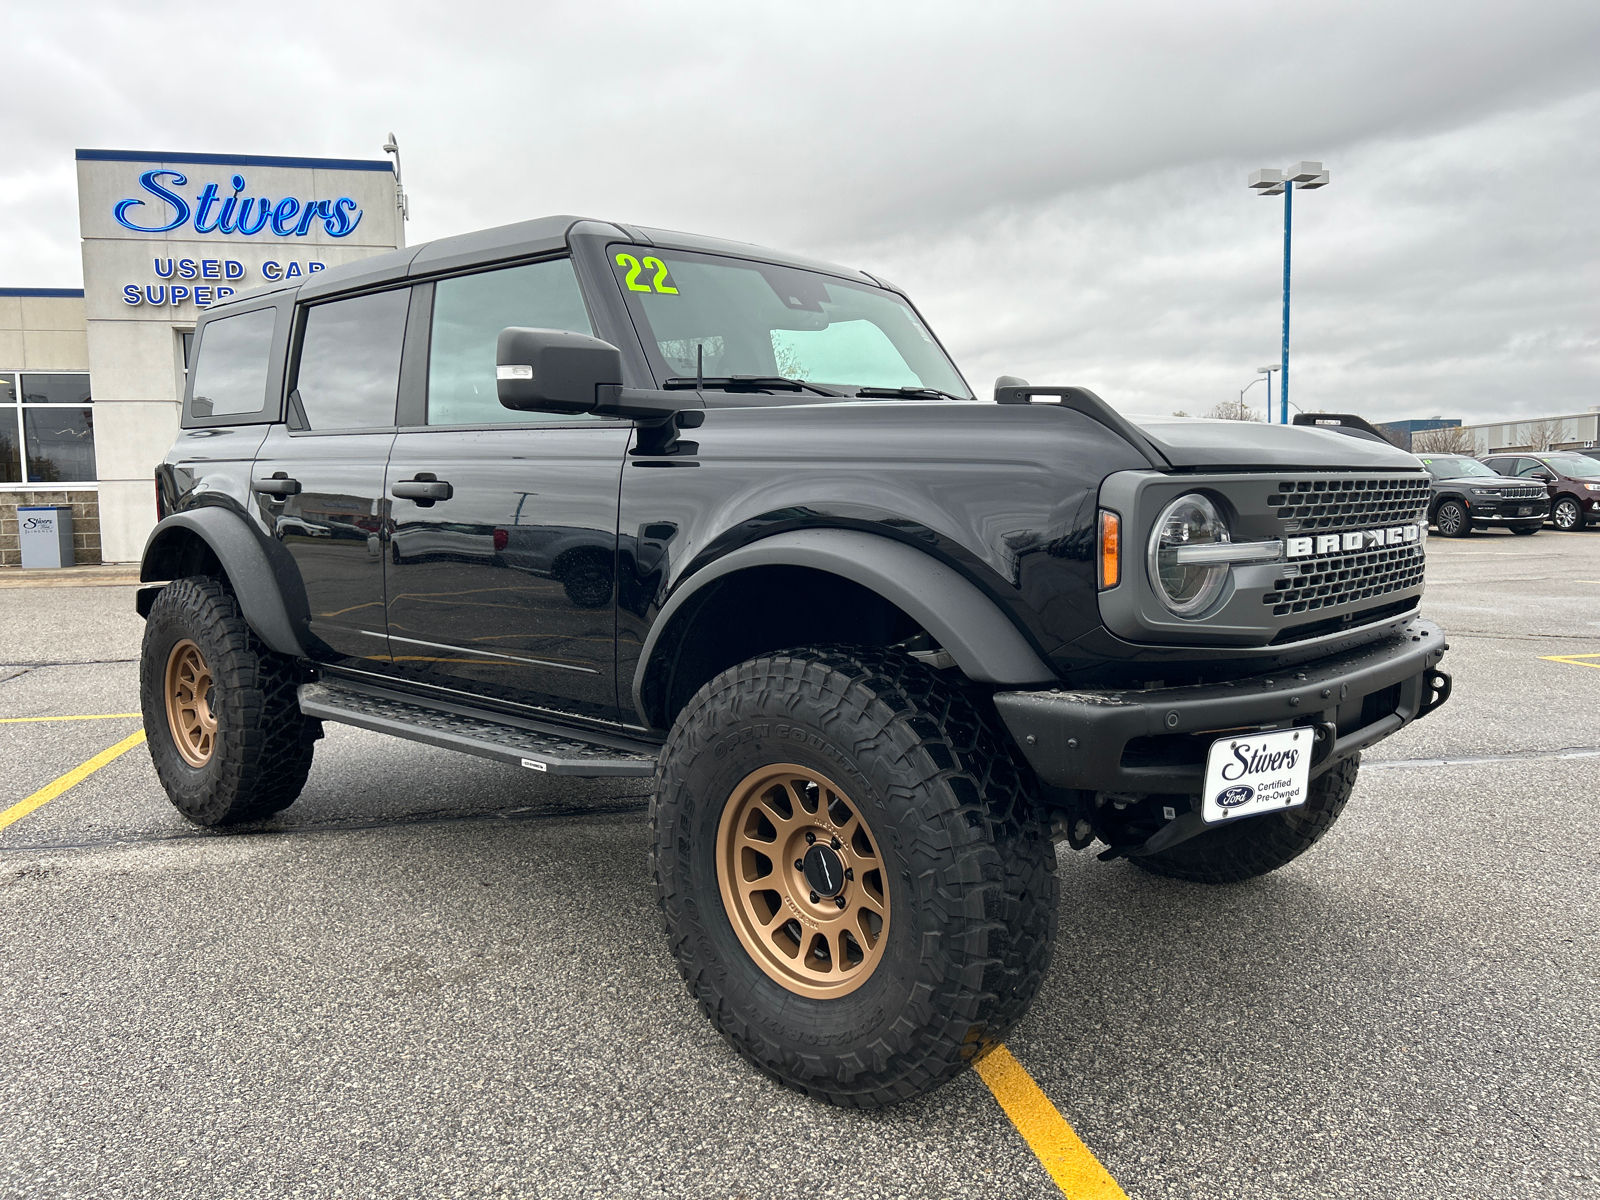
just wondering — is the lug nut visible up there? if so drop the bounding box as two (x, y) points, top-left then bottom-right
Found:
(844, 867), (854, 881)
(809, 891), (819, 903)
(805, 831), (816, 845)
(794, 859), (804, 870)
(830, 836), (842, 850)
(835, 896), (847, 909)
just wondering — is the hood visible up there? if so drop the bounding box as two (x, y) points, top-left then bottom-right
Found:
(1130, 415), (1421, 472)
(1434, 473), (1512, 486)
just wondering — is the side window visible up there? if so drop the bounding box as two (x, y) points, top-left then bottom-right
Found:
(188, 308), (276, 418)
(427, 258), (593, 426)
(1485, 458), (1513, 475)
(1514, 458), (1544, 477)
(292, 288), (411, 430)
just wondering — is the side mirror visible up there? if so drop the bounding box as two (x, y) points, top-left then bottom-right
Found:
(496, 327), (623, 414)
(1532, 471), (1555, 482)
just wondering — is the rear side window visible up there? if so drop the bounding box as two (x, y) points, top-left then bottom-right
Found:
(292, 288), (411, 430)
(427, 259), (593, 425)
(188, 308), (277, 418)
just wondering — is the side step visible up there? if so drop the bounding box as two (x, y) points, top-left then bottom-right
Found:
(298, 682), (659, 777)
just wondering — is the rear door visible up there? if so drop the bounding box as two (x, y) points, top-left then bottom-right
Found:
(383, 257), (631, 722)
(253, 287), (410, 667)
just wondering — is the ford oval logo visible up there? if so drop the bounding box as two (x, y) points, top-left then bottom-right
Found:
(1216, 785), (1254, 808)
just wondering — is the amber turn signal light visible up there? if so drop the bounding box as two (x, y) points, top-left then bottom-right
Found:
(1098, 509), (1121, 589)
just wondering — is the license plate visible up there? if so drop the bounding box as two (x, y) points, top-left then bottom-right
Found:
(1518, 506), (1533, 516)
(1202, 727), (1314, 824)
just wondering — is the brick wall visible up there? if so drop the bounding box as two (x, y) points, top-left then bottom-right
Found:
(0, 491), (101, 566)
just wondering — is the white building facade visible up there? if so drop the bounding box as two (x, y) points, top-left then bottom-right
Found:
(2, 149), (401, 566)
(1455, 410), (1600, 456)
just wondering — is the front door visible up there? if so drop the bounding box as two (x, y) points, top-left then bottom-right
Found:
(381, 255), (630, 722)
(253, 286), (411, 667)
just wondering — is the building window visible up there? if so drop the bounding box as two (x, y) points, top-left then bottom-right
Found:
(0, 371), (95, 486)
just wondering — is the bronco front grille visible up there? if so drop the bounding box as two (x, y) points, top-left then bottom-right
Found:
(1263, 544), (1425, 617)
(1269, 475), (1431, 532)
(1259, 472), (1429, 620)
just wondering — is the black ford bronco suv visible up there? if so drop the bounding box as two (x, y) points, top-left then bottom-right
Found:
(137, 216), (1452, 1108)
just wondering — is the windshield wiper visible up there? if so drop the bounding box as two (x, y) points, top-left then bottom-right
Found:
(663, 375), (843, 397)
(854, 386), (967, 402)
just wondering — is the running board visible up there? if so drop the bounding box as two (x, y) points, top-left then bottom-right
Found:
(297, 682), (659, 777)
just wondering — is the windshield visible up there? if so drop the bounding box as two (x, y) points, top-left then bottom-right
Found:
(1420, 456), (1496, 478)
(1541, 455), (1600, 478)
(610, 246), (973, 398)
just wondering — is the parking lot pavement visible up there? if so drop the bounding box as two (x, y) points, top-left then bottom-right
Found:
(0, 529), (1596, 1200)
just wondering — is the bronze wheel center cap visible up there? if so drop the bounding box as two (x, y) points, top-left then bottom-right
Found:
(801, 844), (845, 898)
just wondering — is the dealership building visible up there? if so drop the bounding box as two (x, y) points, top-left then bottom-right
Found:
(1, 148), (402, 566)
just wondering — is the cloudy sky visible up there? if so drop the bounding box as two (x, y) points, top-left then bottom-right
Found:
(5, 0), (1597, 423)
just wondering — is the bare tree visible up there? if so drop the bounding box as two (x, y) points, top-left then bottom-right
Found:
(1524, 418), (1569, 451)
(1411, 425), (1476, 454)
(1204, 399), (1264, 422)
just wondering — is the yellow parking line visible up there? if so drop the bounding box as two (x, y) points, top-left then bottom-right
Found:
(976, 1045), (1128, 1198)
(0, 713), (142, 724)
(0, 729), (147, 832)
(1540, 654), (1600, 670)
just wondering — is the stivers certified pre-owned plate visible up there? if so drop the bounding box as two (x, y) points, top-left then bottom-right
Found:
(1202, 727), (1313, 824)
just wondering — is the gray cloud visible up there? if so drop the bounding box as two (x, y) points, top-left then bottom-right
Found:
(3, 0), (1596, 423)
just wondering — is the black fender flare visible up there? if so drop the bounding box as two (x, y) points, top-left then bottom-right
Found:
(139, 508), (308, 658)
(631, 528), (1058, 716)
(1430, 490), (1467, 520)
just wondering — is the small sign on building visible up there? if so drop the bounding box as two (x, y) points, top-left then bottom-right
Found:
(17, 505), (75, 569)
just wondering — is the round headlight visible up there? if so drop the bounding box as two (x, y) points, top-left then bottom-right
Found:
(1148, 493), (1231, 617)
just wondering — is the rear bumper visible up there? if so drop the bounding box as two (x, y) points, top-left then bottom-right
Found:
(995, 618), (1450, 795)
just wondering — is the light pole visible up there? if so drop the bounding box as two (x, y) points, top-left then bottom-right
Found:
(1238, 365), (1279, 422)
(1258, 363), (1279, 422)
(1239, 373), (1266, 420)
(1248, 162), (1330, 423)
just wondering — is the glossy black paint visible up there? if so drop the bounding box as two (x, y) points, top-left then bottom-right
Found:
(384, 422), (631, 720)
(614, 399), (1148, 694)
(1425, 471), (1547, 531)
(150, 213), (1448, 743)
(252, 425), (394, 666)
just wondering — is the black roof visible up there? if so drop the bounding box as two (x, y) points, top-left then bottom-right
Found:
(219, 216), (878, 310)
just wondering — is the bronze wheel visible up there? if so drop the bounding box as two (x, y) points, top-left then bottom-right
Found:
(716, 763), (891, 999)
(163, 638), (216, 768)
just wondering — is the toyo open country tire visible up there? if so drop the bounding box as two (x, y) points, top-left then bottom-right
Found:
(140, 576), (320, 826)
(1131, 754), (1359, 885)
(651, 646), (1057, 1108)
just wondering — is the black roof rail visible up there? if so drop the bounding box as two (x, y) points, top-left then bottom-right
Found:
(1291, 412), (1394, 444)
(994, 384), (1169, 467)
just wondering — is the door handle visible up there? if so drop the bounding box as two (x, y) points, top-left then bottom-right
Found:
(391, 475), (453, 505)
(254, 475), (301, 497)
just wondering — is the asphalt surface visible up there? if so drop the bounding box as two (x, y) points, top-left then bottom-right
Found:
(0, 528), (1596, 1199)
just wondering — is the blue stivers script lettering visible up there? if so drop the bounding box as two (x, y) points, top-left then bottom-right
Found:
(113, 172), (363, 238)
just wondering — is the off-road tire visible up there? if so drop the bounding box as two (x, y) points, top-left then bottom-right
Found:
(1434, 501), (1470, 537)
(1552, 496), (1583, 531)
(651, 646), (1057, 1108)
(140, 576), (320, 826)
(1130, 754), (1359, 885)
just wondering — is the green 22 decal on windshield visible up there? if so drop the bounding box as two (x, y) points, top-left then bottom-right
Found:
(615, 252), (678, 295)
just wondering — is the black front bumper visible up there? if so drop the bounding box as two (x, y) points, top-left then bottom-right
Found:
(996, 618), (1450, 795)
(1468, 502), (1547, 523)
